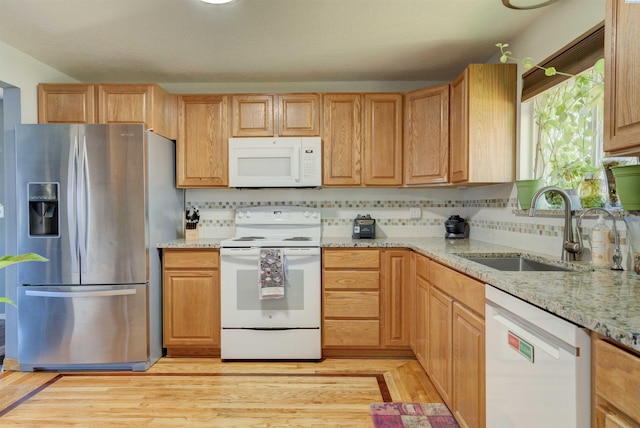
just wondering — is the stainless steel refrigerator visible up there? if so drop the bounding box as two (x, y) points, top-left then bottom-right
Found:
(13, 124), (184, 371)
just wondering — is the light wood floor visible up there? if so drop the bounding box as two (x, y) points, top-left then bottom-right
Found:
(0, 357), (444, 427)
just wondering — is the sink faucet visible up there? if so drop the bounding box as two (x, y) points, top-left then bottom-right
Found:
(528, 186), (581, 261)
(577, 208), (624, 270)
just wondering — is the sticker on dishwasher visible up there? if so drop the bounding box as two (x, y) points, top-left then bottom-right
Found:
(508, 331), (534, 363)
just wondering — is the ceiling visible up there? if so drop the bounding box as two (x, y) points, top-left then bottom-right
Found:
(0, 0), (555, 84)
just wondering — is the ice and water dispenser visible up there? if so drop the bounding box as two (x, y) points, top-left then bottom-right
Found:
(28, 183), (59, 237)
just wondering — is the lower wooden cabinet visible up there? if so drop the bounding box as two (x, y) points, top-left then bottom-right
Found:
(322, 248), (412, 357)
(427, 260), (486, 428)
(413, 253), (430, 369)
(593, 334), (640, 427)
(428, 283), (453, 405)
(452, 302), (485, 428)
(162, 249), (220, 357)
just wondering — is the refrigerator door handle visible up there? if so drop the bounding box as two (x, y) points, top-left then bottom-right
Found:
(78, 136), (91, 273)
(25, 289), (138, 298)
(67, 136), (79, 273)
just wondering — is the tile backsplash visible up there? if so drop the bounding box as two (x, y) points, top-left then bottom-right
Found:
(185, 183), (634, 270)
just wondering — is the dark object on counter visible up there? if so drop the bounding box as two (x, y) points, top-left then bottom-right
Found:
(186, 206), (200, 230)
(445, 215), (470, 239)
(353, 214), (376, 239)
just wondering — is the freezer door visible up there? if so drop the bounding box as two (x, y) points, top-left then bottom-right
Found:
(16, 124), (79, 285)
(17, 284), (148, 368)
(80, 124), (147, 284)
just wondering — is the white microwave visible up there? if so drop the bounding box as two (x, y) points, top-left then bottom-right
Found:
(228, 137), (322, 188)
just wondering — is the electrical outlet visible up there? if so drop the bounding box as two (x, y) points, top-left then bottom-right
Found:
(409, 207), (421, 219)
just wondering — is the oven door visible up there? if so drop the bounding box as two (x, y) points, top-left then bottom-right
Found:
(220, 247), (320, 328)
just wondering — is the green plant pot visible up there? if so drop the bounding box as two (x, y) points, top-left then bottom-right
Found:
(612, 165), (640, 211)
(515, 179), (544, 210)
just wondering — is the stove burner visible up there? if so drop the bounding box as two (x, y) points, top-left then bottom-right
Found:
(233, 236), (266, 241)
(283, 237), (312, 241)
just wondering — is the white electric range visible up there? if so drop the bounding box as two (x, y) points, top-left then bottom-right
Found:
(219, 206), (321, 360)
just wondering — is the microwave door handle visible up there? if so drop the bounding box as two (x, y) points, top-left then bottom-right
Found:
(292, 147), (300, 182)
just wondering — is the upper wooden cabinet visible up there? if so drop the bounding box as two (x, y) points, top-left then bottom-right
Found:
(449, 64), (517, 184)
(364, 93), (404, 186)
(604, 0), (640, 156)
(38, 84), (96, 125)
(231, 94), (274, 137)
(177, 95), (229, 188)
(323, 93), (403, 187)
(404, 84), (449, 185)
(38, 83), (177, 140)
(322, 94), (363, 186)
(278, 93), (321, 136)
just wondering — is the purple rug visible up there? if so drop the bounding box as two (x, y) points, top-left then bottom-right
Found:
(370, 402), (459, 428)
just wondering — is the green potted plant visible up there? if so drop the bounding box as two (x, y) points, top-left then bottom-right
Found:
(0, 253), (48, 306)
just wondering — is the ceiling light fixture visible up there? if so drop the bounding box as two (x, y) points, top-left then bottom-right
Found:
(502, 0), (559, 10)
(200, 0), (235, 4)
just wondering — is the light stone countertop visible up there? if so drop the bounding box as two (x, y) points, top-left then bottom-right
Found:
(158, 237), (640, 353)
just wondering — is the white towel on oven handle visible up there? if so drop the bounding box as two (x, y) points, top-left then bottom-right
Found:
(258, 248), (287, 300)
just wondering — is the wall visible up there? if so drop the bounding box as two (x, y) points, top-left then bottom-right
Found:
(0, 41), (79, 124)
(188, 187), (465, 240)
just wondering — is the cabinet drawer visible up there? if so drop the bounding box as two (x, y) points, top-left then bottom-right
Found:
(163, 249), (219, 269)
(595, 338), (640, 423)
(430, 261), (484, 315)
(416, 254), (430, 280)
(324, 320), (380, 347)
(323, 249), (380, 269)
(323, 271), (379, 290)
(324, 291), (379, 318)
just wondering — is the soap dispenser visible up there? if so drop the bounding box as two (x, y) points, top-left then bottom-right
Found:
(591, 214), (611, 267)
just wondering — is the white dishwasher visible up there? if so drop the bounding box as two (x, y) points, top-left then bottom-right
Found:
(485, 285), (591, 428)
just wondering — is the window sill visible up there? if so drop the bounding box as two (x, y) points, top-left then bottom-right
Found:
(513, 208), (635, 218)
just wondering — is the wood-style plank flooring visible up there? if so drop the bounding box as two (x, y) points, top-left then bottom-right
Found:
(0, 358), (444, 427)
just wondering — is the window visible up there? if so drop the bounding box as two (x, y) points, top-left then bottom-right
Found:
(522, 64), (604, 191)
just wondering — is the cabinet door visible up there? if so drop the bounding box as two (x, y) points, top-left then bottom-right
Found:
(404, 84), (449, 185)
(593, 336), (640, 427)
(449, 70), (469, 183)
(322, 94), (363, 186)
(231, 94), (274, 137)
(453, 302), (485, 428)
(278, 93), (321, 136)
(428, 285), (453, 407)
(364, 93), (403, 186)
(415, 275), (430, 370)
(38, 83), (96, 124)
(177, 95), (229, 187)
(382, 250), (411, 348)
(97, 84), (152, 126)
(604, 0), (640, 155)
(163, 269), (220, 348)
(450, 64), (517, 184)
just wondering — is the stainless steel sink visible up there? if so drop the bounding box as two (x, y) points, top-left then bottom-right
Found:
(463, 256), (572, 272)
